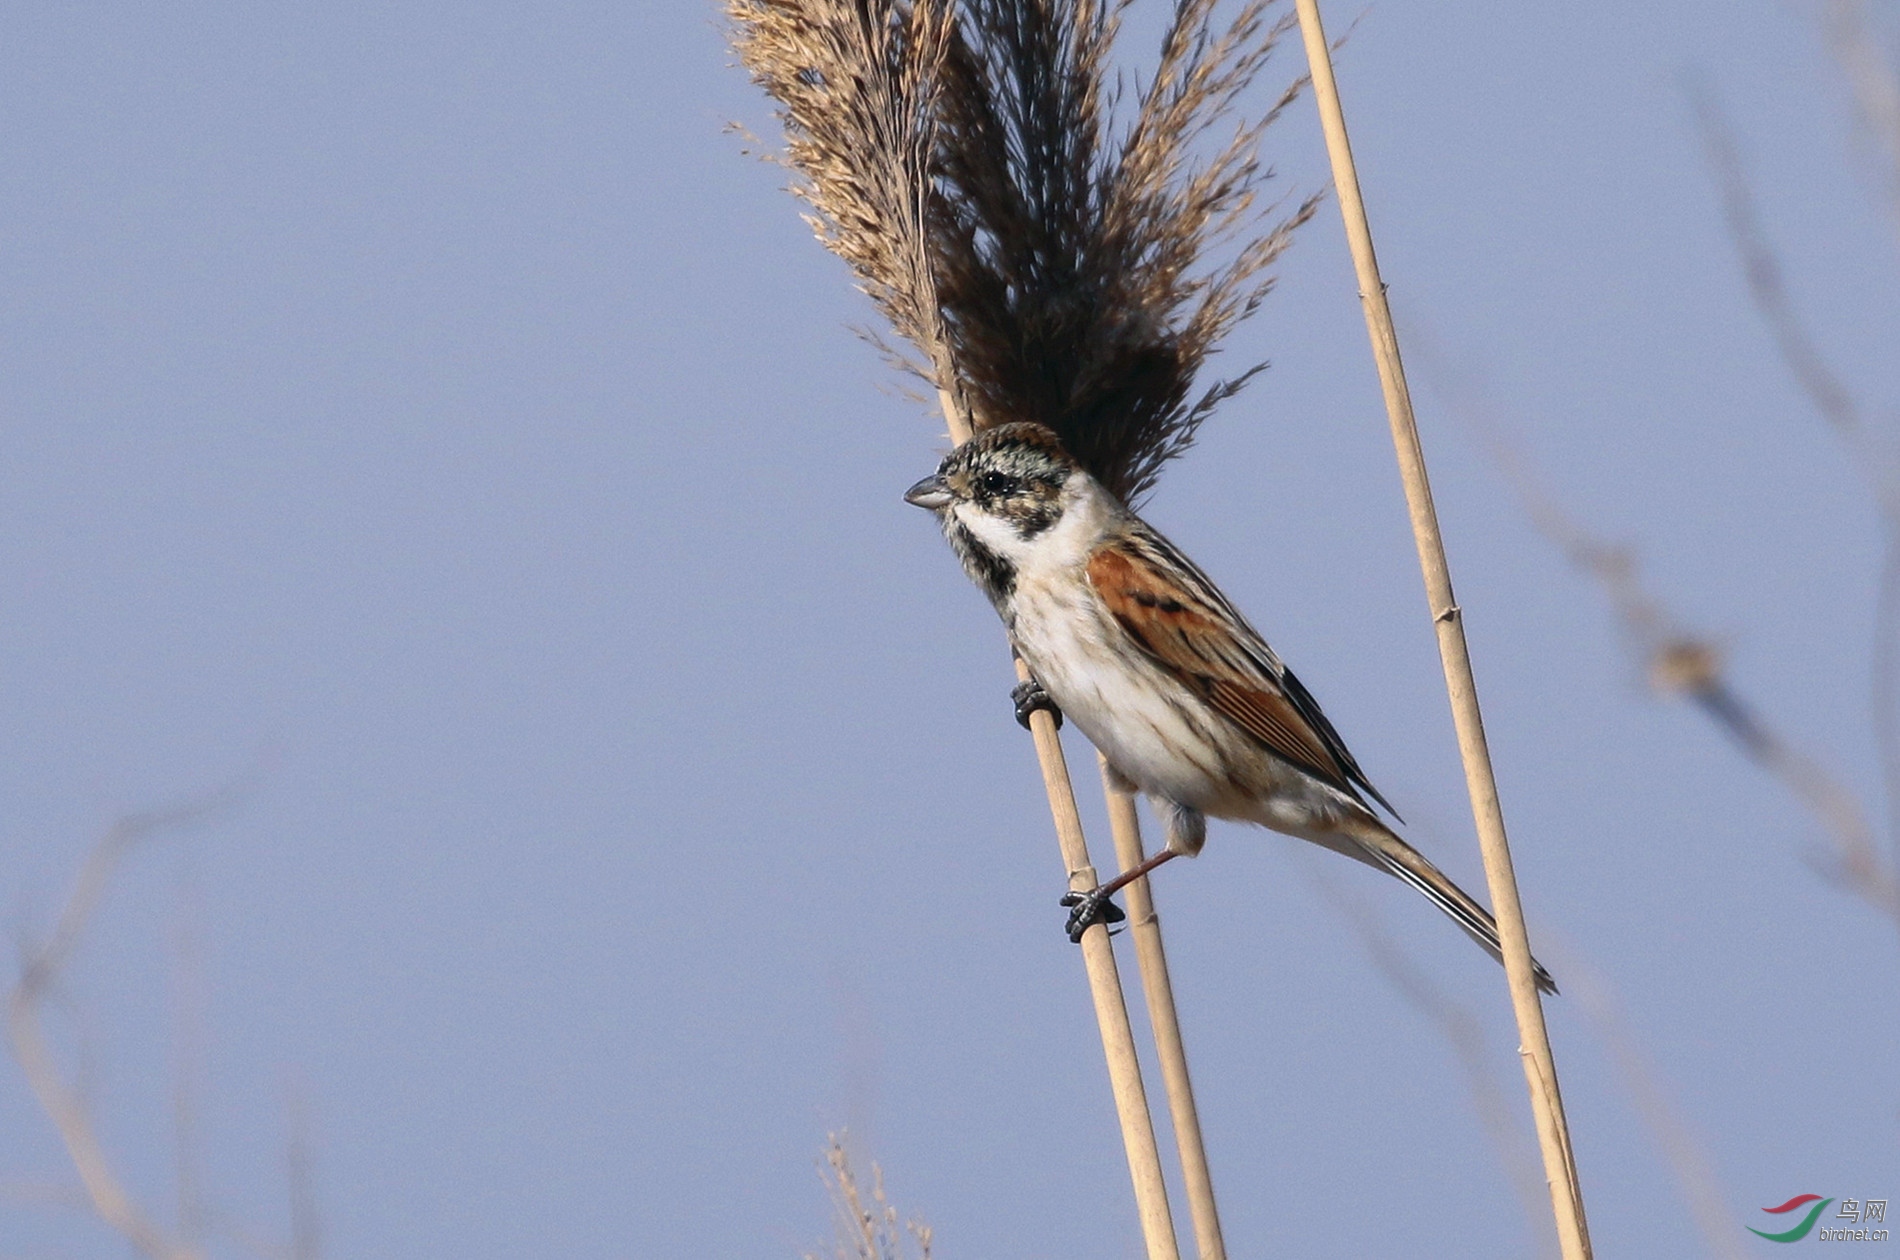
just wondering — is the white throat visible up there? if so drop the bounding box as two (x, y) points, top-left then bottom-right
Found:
(951, 475), (1116, 574)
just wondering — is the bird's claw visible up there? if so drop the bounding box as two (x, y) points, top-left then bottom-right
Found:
(1012, 679), (1062, 730)
(1059, 888), (1126, 942)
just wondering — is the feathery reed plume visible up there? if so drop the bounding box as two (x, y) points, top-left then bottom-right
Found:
(728, 0), (1318, 501)
(933, 0), (1319, 501)
(729, 0), (968, 431)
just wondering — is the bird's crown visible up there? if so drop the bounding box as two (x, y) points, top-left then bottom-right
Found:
(935, 422), (1075, 508)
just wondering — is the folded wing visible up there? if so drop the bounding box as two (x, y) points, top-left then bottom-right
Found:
(1086, 525), (1398, 819)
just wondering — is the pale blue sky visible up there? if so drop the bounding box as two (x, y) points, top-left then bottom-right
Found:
(2, 3), (1895, 1257)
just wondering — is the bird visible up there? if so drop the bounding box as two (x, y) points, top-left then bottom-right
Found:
(904, 420), (1556, 994)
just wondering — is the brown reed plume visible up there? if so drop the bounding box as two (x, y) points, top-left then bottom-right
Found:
(729, 0), (965, 407)
(728, 0), (1318, 502)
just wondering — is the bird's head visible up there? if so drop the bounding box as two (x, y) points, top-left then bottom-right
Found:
(904, 422), (1091, 599)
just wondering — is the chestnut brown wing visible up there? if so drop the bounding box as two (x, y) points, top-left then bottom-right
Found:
(1086, 528), (1396, 817)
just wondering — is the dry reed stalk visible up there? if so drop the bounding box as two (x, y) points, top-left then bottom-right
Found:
(1015, 651), (1180, 1259)
(955, 381), (1185, 1256)
(1099, 758), (1224, 1260)
(730, 4), (1320, 1253)
(1289, 3), (1593, 1257)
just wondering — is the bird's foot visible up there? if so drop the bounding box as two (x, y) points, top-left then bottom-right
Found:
(1012, 679), (1062, 730)
(1059, 887), (1126, 943)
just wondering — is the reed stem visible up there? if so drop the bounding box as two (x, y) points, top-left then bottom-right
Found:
(1288, 5), (1593, 1257)
(938, 391), (1182, 1260)
(1100, 759), (1226, 1260)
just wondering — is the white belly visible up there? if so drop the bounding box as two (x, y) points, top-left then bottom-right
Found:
(944, 477), (1373, 854)
(1005, 565), (1368, 844)
(1008, 569), (1244, 813)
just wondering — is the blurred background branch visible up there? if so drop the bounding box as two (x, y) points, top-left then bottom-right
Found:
(1692, 63), (1900, 918)
(1554, 949), (1746, 1260)
(1688, 80), (1900, 877)
(1300, 859), (1555, 1257)
(1424, 344), (1900, 925)
(1820, 0), (1900, 232)
(10, 795), (229, 1260)
(6, 777), (321, 1260)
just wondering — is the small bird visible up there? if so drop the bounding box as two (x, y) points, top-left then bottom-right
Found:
(905, 421), (1555, 993)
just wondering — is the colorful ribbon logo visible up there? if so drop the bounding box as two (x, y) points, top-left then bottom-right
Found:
(1749, 1195), (1834, 1243)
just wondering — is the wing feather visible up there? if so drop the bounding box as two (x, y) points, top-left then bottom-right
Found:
(1086, 526), (1399, 818)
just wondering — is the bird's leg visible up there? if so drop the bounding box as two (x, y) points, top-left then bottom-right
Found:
(1060, 849), (1180, 943)
(1161, 800), (1206, 856)
(1011, 678), (1062, 730)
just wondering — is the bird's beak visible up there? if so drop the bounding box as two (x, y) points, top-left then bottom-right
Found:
(904, 474), (952, 510)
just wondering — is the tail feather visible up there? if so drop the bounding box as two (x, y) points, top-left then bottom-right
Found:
(1350, 822), (1559, 995)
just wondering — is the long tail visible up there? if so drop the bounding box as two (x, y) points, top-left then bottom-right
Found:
(1347, 820), (1559, 995)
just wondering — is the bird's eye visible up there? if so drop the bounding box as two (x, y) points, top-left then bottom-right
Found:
(976, 470), (1017, 498)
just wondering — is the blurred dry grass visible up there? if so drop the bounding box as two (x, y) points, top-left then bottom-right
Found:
(806, 1135), (933, 1260)
(5, 781), (321, 1260)
(1462, 52), (1897, 927)
(1447, 359), (1900, 926)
